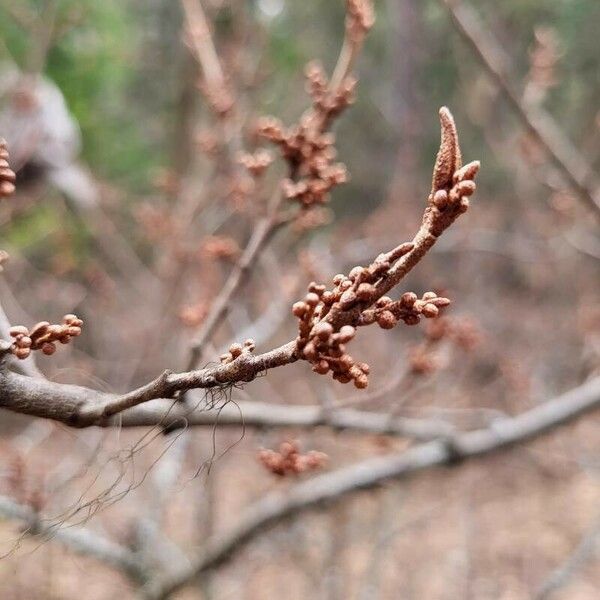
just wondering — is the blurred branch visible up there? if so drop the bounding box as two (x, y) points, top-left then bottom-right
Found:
(0, 494), (145, 581)
(0, 339), (296, 426)
(0, 1), (37, 32)
(536, 515), (600, 599)
(185, 197), (290, 369)
(61, 188), (161, 295)
(116, 398), (457, 441)
(144, 376), (600, 599)
(181, 0), (225, 92)
(563, 226), (600, 261)
(442, 0), (600, 220)
(26, 0), (59, 75)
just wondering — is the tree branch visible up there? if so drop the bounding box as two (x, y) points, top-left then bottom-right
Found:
(0, 355), (458, 441)
(0, 102), (478, 428)
(442, 0), (600, 220)
(143, 376), (600, 599)
(535, 514), (600, 600)
(114, 398), (457, 442)
(185, 199), (289, 369)
(0, 340), (298, 427)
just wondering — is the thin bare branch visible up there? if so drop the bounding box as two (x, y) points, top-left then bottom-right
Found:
(181, 0), (225, 89)
(0, 494), (144, 581)
(185, 197), (289, 369)
(535, 515), (600, 600)
(442, 0), (600, 220)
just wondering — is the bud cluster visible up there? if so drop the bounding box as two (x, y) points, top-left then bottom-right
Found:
(0, 138), (16, 199)
(408, 316), (482, 376)
(427, 107), (480, 237)
(360, 291), (451, 329)
(9, 314), (83, 359)
(257, 114), (348, 209)
(219, 338), (256, 364)
(305, 61), (357, 122)
(252, 1), (375, 215)
(238, 149), (273, 178)
(293, 242), (426, 388)
(429, 160), (480, 220)
(408, 343), (440, 376)
(258, 441), (327, 477)
(425, 315), (482, 352)
(346, 0), (375, 44)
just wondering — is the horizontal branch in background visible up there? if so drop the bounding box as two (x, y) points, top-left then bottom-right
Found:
(144, 376), (600, 599)
(116, 398), (457, 441)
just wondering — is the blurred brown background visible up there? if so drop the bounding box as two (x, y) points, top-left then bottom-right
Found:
(0, 0), (599, 598)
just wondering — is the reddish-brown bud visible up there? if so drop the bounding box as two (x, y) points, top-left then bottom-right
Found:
(305, 293), (320, 307)
(9, 326), (29, 337)
(401, 292), (417, 307)
(421, 304), (439, 318)
(314, 322), (334, 341)
(377, 311), (397, 329)
(229, 343), (243, 358)
(457, 180), (476, 197)
(339, 290), (357, 310)
(354, 374), (369, 389)
(403, 314), (420, 326)
(376, 296), (392, 308)
(356, 283), (374, 302)
(337, 325), (356, 343)
(313, 360), (330, 375)
(453, 160), (480, 183)
(15, 347), (30, 359)
(433, 189), (449, 210)
(42, 342), (56, 356)
(292, 302), (307, 317)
